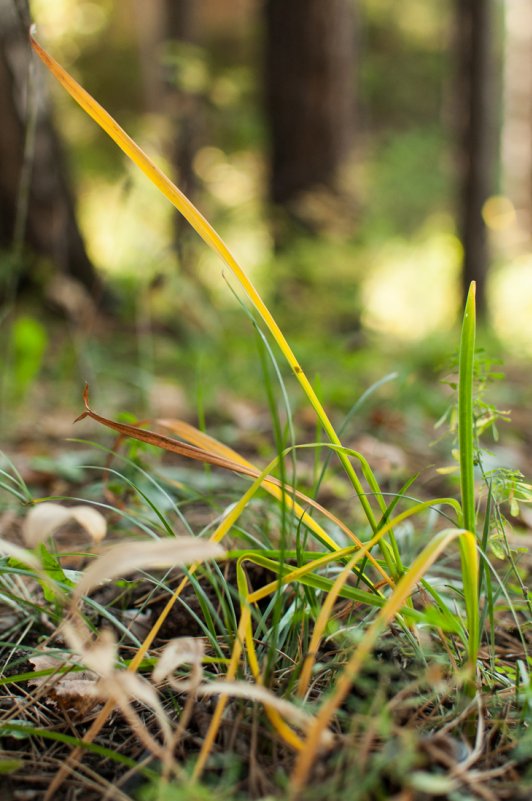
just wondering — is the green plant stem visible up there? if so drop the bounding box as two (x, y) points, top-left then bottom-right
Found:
(458, 282), (477, 535)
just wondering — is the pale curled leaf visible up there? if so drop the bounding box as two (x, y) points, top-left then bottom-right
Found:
(196, 681), (334, 748)
(152, 637), (205, 683)
(59, 627), (172, 743)
(62, 623), (117, 677)
(69, 506), (107, 542)
(73, 537), (224, 600)
(22, 502), (107, 548)
(23, 503), (70, 547)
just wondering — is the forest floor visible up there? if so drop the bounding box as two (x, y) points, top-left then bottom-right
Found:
(0, 318), (531, 801)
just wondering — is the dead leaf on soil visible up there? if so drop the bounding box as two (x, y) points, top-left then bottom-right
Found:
(72, 537), (225, 602)
(28, 652), (100, 715)
(153, 637), (334, 748)
(61, 624), (173, 752)
(22, 502), (107, 548)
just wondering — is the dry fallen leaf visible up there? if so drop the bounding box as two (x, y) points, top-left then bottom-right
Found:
(73, 537), (225, 601)
(152, 636), (205, 685)
(22, 502), (107, 548)
(61, 624), (172, 752)
(28, 652), (100, 716)
(153, 637), (334, 748)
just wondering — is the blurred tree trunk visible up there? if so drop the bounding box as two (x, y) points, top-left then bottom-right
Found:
(455, 0), (497, 317)
(130, 0), (212, 332)
(0, 0), (103, 301)
(502, 1), (532, 236)
(130, 0), (166, 113)
(131, 0), (202, 260)
(163, 0), (202, 254)
(264, 0), (356, 241)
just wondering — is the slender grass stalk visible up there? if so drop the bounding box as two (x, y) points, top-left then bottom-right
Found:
(458, 282), (477, 535)
(478, 487), (491, 600)
(457, 282), (480, 667)
(237, 563), (309, 751)
(296, 551), (364, 697)
(192, 600), (251, 777)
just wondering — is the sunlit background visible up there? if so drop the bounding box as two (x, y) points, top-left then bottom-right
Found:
(22, 0), (532, 356)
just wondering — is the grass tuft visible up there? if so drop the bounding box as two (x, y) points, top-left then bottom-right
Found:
(0, 33), (526, 801)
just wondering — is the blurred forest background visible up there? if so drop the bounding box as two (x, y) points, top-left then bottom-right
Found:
(1, 0), (532, 442)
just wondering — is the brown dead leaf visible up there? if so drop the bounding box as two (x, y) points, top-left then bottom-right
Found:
(28, 652), (100, 716)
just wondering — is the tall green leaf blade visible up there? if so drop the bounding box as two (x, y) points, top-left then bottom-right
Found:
(459, 282), (476, 535)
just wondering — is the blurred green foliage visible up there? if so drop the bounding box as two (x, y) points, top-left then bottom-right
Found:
(11, 315), (47, 401)
(3, 0), (529, 432)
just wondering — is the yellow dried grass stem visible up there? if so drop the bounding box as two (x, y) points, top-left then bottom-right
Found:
(30, 32), (377, 527)
(296, 551), (364, 698)
(158, 418), (393, 588)
(192, 602), (250, 778)
(237, 564), (307, 752)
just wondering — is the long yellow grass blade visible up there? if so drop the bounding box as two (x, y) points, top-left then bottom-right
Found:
(157, 419), (392, 587)
(296, 551), (364, 698)
(29, 32), (377, 526)
(193, 603), (250, 778)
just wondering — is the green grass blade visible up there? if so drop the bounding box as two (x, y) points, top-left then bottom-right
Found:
(0, 722), (157, 776)
(459, 282), (477, 535)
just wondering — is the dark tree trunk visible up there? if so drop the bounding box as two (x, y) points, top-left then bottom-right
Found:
(128, 0), (211, 334)
(165, 0), (196, 47)
(132, 0), (203, 266)
(163, 0), (202, 241)
(0, 0), (103, 300)
(455, 0), (496, 317)
(264, 0), (356, 225)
